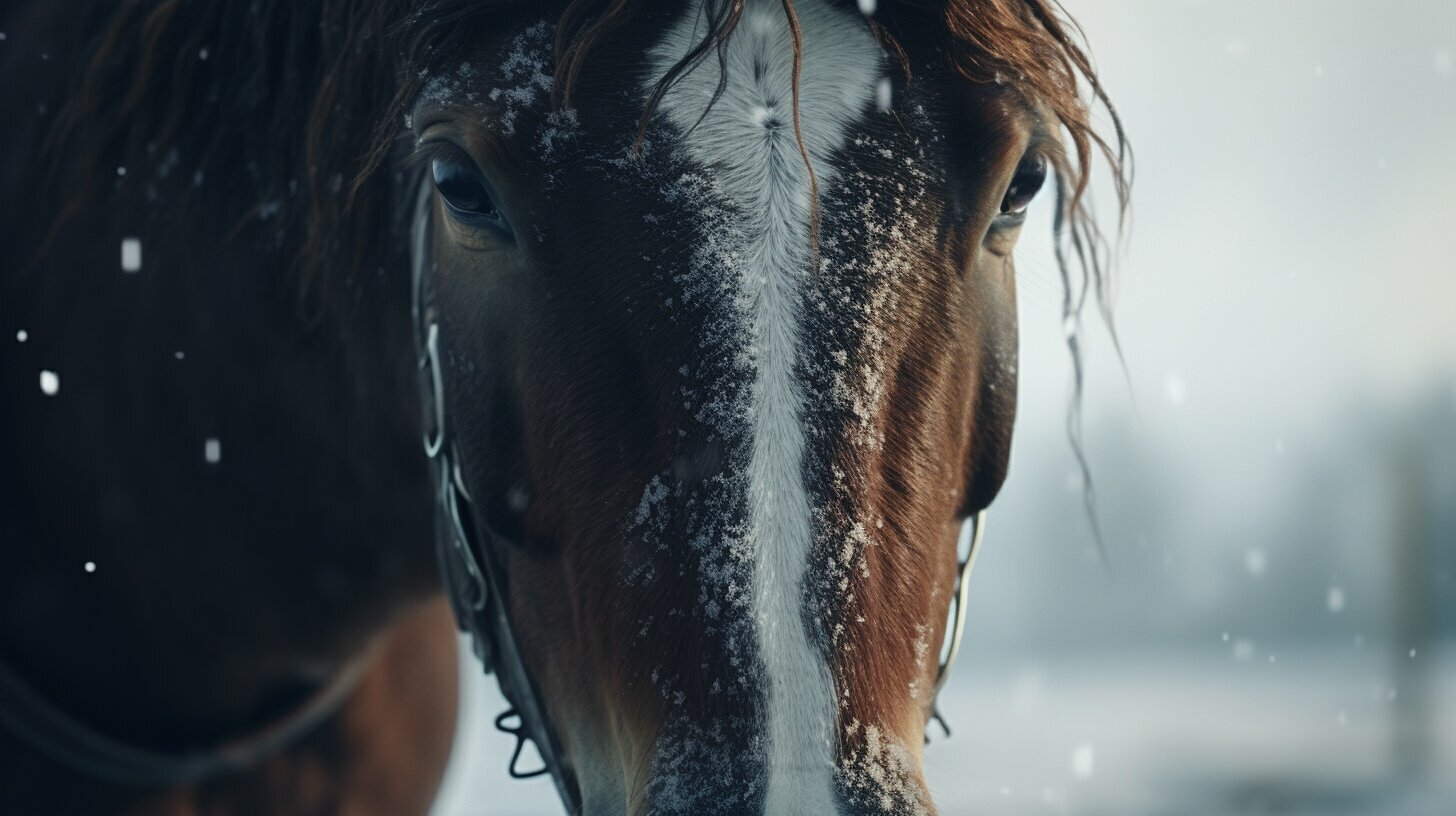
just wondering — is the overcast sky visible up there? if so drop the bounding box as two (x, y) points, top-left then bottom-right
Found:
(1016, 0), (1456, 449)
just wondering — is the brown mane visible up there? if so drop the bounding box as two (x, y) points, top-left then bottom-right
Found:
(52, 0), (1127, 299)
(371, 0), (1130, 283)
(50, 0), (1128, 496)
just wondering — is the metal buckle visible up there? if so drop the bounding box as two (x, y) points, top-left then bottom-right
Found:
(421, 321), (445, 460)
(440, 457), (488, 613)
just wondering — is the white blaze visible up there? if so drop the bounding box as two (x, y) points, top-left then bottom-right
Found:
(649, 2), (879, 812)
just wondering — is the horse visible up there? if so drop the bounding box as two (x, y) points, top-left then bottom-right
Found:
(1, 0), (1127, 814)
(0, 2), (458, 813)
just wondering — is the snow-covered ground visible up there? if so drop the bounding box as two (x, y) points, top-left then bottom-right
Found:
(433, 641), (1456, 815)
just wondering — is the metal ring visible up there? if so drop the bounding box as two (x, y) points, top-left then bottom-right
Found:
(421, 322), (445, 459)
(452, 453), (473, 503)
(934, 510), (986, 695)
(494, 709), (550, 780)
(441, 459), (489, 613)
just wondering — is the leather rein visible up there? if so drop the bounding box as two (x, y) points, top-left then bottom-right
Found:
(0, 646), (370, 789)
(409, 178), (987, 814)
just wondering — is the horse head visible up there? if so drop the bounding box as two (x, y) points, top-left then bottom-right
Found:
(400, 1), (1122, 812)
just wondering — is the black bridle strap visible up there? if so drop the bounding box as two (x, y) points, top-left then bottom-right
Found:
(410, 177), (582, 813)
(0, 649), (370, 788)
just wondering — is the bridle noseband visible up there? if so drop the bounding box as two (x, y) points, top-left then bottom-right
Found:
(410, 179), (986, 813)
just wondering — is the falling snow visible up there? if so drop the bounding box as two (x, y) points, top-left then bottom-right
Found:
(1232, 638), (1256, 662)
(1434, 49), (1453, 77)
(1071, 743), (1095, 780)
(120, 237), (142, 272)
(1244, 547), (1267, 576)
(1164, 373), (1187, 406)
(875, 77), (892, 112)
(39, 370), (59, 396)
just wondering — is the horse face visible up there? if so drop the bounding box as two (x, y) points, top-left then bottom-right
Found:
(413, 3), (1043, 812)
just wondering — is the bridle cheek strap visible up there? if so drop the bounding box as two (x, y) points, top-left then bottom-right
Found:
(410, 178), (581, 811)
(412, 171), (982, 792)
(928, 510), (987, 739)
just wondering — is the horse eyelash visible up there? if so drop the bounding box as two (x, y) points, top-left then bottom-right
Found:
(402, 139), (471, 180)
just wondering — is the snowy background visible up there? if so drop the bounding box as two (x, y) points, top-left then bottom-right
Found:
(434, 1), (1456, 813)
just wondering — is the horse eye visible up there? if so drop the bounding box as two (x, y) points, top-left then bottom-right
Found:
(1000, 153), (1047, 216)
(431, 155), (503, 228)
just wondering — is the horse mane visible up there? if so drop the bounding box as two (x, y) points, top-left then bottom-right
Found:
(52, 0), (1126, 292)
(52, 0), (1127, 487)
(364, 0), (1131, 539)
(366, 0), (1128, 286)
(45, 0), (403, 305)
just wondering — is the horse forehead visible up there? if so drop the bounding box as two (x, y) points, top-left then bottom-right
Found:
(645, 0), (884, 156)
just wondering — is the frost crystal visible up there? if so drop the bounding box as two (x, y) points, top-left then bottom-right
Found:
(491, 22), (553, 137)
(838, 721), (930, 815)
